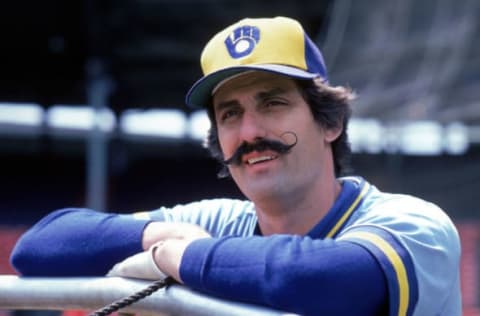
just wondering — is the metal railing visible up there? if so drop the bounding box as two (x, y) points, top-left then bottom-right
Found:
(0, 275), (296, 316)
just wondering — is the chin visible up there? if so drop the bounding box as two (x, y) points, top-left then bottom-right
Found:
(242, 179), (289, 200)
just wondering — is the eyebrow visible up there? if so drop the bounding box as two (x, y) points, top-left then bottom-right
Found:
(255, 87), (288, 102)
(214, 87), (288, 112)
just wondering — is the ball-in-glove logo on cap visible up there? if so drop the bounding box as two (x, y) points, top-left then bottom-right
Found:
(225, 25), (260, 59)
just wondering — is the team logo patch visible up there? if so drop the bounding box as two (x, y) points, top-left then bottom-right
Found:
(224, 25), (260, 59)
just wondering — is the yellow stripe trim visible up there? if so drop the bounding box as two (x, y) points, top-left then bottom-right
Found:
(344, 231), (410, 316)
(325, 183), (369, 238)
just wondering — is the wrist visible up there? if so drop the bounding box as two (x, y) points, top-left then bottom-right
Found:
(153, 239), (190, 283)
(142, 222), (157, 250)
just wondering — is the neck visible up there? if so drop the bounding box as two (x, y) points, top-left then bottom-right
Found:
(254, 178), (342, 236)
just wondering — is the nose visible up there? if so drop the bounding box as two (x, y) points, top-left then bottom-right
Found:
(238, 111), (267, 143)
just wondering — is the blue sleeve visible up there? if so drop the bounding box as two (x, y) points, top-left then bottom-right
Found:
(180, 235), (388, 315)
(338, 226), (419, 316)
(10, 208), (151, 276)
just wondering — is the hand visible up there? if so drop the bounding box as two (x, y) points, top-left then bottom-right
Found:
(152, 238), (198, 283)
(112, 223), (211, 282)
(149, 224), (212, 283)
(142, 222), (211, 250)
(106, 245), (167, 280)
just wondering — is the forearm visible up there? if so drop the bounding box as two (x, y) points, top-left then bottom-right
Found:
(10, 208), (149, 276)
(177, 235), (388, 315)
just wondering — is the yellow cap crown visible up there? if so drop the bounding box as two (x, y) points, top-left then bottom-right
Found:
(186, 16), (327, 107)
(201, 17), (307, 75)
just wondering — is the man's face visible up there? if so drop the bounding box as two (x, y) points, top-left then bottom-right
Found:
(212, 71), (339, 202)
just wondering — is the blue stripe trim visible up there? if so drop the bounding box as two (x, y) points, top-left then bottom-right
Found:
(325, 181), (369, 238)
(308, 179), (368, 239)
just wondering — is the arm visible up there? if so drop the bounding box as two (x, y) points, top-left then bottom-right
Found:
(11, 208), (213, 277)
(10, 208), (150, 276)
(155, 235), (388, 316)
(10, 199), (247, 277)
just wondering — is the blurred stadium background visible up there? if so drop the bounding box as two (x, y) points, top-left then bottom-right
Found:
(0, 0), (479, 314)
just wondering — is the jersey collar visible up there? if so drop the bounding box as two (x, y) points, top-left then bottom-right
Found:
(306, 177), (370, 239)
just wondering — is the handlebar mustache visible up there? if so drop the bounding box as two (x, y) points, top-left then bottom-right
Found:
(222, 132), (298, 166)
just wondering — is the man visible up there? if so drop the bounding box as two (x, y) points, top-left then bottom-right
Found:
(11, 17), (461, 316)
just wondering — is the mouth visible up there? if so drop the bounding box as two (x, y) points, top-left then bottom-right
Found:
(245, 154), (278, 165)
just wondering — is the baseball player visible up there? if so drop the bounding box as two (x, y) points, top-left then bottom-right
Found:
(11, 17), (461, 316)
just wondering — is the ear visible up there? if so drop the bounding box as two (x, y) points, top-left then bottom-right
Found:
(324, 125), (343, 143)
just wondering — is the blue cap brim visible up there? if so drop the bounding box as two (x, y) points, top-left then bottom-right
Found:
(185, 64), (319, 108)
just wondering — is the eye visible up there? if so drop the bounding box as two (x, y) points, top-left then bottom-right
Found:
(263, 98), (287, 109)
(219, 108), (242, 123)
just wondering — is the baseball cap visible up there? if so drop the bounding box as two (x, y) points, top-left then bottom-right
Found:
(185, 16), (328, 108)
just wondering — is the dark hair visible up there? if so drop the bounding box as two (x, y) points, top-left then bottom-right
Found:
(205, 77), (355, 178)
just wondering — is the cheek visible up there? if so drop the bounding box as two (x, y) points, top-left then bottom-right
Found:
(218, 130), (236, 158)
(297, 122), (328, 152)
